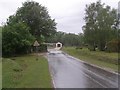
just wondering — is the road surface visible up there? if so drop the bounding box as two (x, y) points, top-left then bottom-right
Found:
(47, 49), (119, 88)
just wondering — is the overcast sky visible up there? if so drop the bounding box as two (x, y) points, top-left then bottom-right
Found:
(0, 0), (119, 34)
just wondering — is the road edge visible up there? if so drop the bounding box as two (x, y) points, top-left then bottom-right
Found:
(44, 54), (56, 89)
(62, 51), (120, 76)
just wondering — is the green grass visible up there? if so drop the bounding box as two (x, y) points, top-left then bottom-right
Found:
(0, 26), (2, 30)
(0, 26), (2, 54)
(0, 58), (2, 89)
(63, 47), (119, 72)
(2, 54), (52, 88)
(0, 26), (2, 89)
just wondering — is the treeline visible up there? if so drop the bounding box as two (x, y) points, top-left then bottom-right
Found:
(46, 31), (84, 46)
(47, 1), (120, 52)
(2, 1), (56, 57)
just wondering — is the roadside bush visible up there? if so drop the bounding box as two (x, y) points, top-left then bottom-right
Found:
(39, 44), (47, 52)
(106, 39), (120, 52)
(88, 45), (96, 51)
(2, 22), (35, 57)
(76, 46), (83, 49)
(33, 44), (47, 53)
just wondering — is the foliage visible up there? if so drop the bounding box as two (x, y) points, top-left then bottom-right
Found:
(46, 31), (65, 43)
(39, 44), (47, 52)
(106, 39), (120, 52)
(16, 1), (56, 41)
(33, 44), (47, 52)
(83, 1), (118, 51)
(78, 33), (85, 45)
(2, 1), (56, 56)
(46, 31), (83, 46)
(61, 33), (80, 46)
(2, 21), (35, 56)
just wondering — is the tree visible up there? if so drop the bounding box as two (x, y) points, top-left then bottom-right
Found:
(46, 31), (81, 46)
(16, 1), (56, 42)
(2, 1), (57, 56)
(78, 33), (85, 46)
(83, 1), (101, 50)
(46, 31), (65, 43)
(83, 1), (117, 51)
(2, 16), (35, 56)
(62, 33), (80, 46)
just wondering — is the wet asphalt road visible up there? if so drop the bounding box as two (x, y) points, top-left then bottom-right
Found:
(47, 49), (119, 88)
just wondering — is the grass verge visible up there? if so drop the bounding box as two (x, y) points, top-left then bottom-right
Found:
(2, 54), (52, 88)
(0, 58), (2, 89)
(63, 47), (119, 72)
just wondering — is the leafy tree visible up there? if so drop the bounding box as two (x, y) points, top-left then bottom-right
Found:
(2, 20), (35, 56)
(78, 33), (85, 46)
(46, 31), (81, 46)
(62, 33), (80, 46)
(16, 1), (56, 42)
(83, 1), (117, 51)
(2, 1), (57, 56)
(46, 31), (65, 43)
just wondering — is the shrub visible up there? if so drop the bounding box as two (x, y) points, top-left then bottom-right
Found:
(76, 46), (83, 49)
(88, 45), (96, 51)
(106, 39), (120, 52)
(33, 44), (47, 53)
(2, 22), (35, 57)
(39, 44), (47, 52)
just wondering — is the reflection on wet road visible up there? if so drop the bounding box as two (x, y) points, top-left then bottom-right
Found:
(47, 49), (119, 88)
